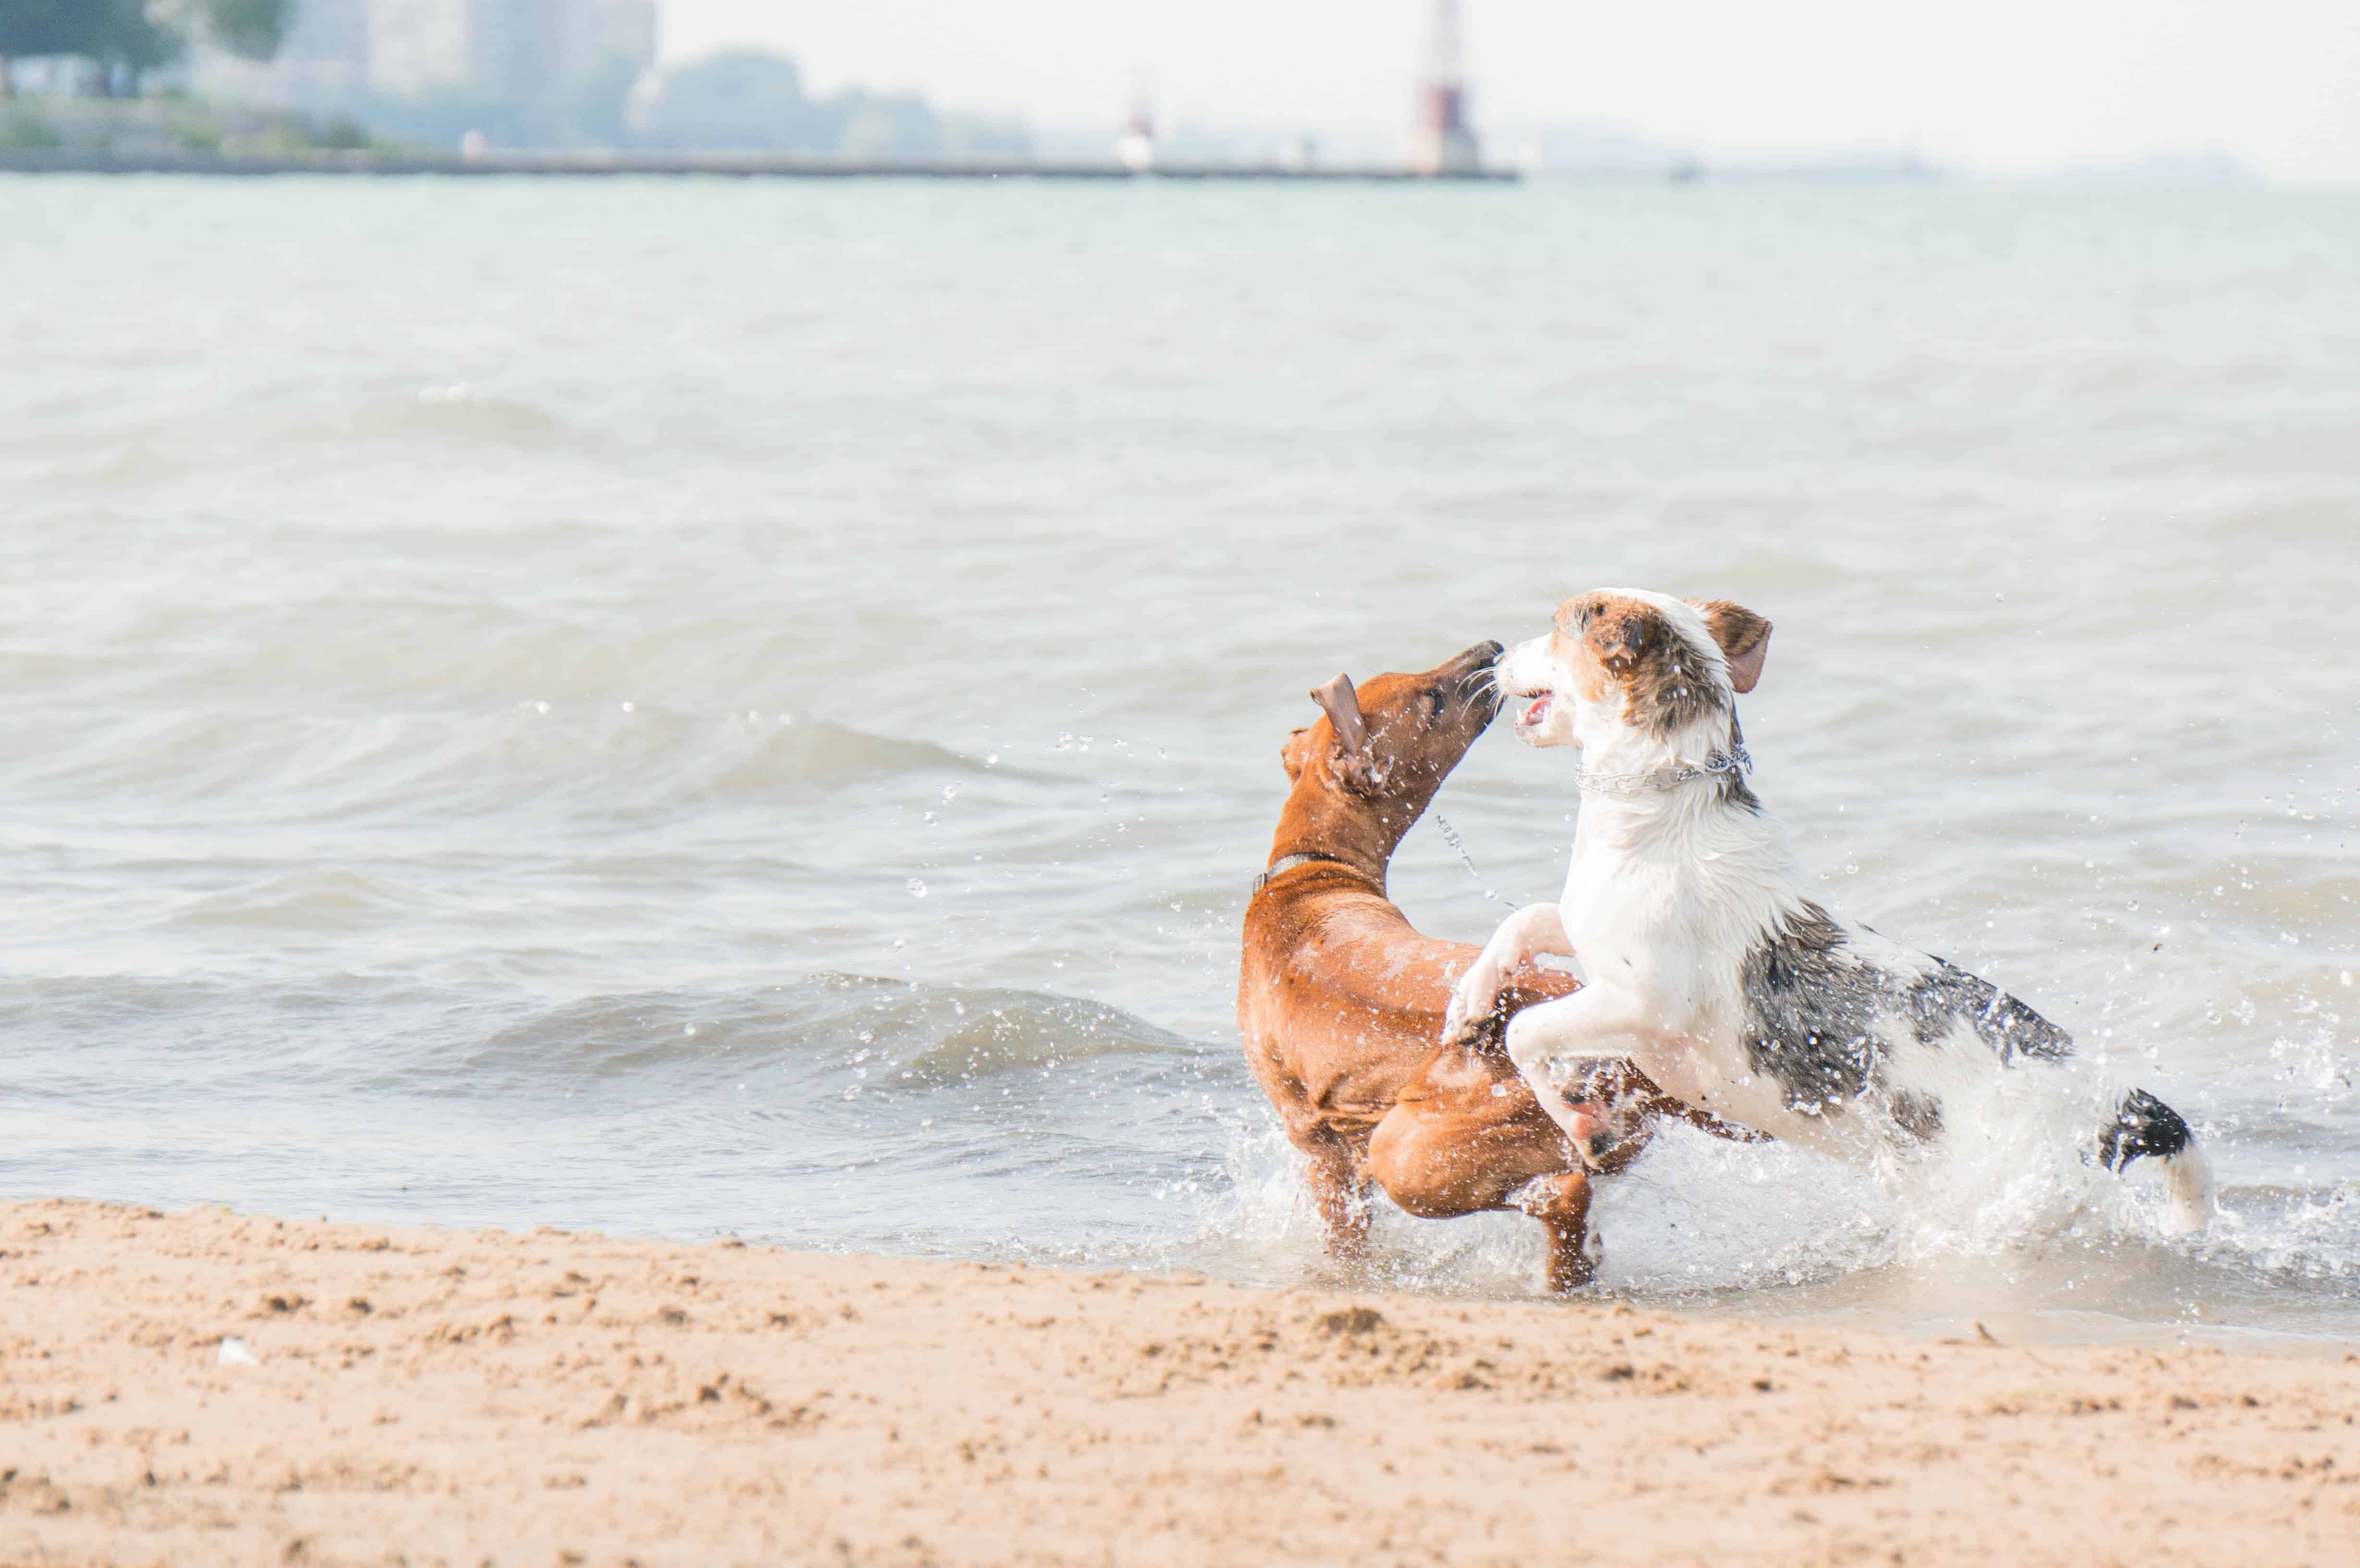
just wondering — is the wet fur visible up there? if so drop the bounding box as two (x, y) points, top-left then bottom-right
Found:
(1740, 901), (2072, 1115)
(1238, 642), (1762, 1291)
(1451, 588), (2214, 1233)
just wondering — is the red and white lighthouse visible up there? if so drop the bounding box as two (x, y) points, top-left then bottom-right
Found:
(1409, 0), (1481, 175)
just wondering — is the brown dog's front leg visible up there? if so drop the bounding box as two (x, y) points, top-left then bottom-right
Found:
(1302, 1133), (1371, 1260)
(1517, 1170), (1596, 1291)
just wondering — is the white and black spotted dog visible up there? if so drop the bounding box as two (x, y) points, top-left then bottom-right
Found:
(1442, 588), (2214, 1234)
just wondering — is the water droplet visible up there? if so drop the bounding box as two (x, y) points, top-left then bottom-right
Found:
(620, 700), (635, 713)
(1844, 862), (1860, 876)
(908, 878), (929, 898)
(534, 701), (549, 714)
(941, 783), (960, 804)
(984, 753), (998, 767)
(683, 1025), (696, 1037)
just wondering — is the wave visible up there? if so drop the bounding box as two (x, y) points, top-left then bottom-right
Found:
(347, 384), (563, 444)
(416, 973), (1201, 1093)
(701, 720), (984, 793)
(1188, 1059), (2360, 1340)
(1, 706), (990, 823)
(54, 604), (826, 707)
(176, 869), (438, 931)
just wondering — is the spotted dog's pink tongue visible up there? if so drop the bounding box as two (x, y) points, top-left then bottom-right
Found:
(1521, 695), (1551, 725)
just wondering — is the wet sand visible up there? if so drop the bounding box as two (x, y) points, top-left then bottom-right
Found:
(3, 1199), (2355, 1566)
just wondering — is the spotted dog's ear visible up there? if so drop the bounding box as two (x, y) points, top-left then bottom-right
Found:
(1684, 600), (1772, 693)
(1308, 674), (1385, 795)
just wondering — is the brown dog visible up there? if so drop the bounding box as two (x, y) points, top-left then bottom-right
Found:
(1237, 641), (1760, 1290)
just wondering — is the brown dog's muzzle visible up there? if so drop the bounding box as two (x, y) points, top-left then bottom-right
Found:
(1448, 639), (1506, 725)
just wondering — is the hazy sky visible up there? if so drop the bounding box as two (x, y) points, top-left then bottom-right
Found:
(660, 0), (2360, 180)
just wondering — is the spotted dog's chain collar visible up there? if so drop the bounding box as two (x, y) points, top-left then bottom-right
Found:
(1572, 743), (1753, 796)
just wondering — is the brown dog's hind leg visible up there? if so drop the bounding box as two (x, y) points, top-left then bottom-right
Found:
(1517, 1170), (1597, 1292)
(1368, 1055), (1611, 1293)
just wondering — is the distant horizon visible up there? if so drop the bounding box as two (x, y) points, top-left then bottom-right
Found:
(653, 0), (2360, 184)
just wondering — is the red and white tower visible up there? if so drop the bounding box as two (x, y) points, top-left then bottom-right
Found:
(1409, 0), (1481, 175)
(1115, 73), (1156, 172)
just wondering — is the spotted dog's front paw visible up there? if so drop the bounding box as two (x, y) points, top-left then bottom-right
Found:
(1441, 962), (1503, 1046)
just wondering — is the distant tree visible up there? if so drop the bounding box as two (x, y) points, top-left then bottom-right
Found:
(562, 53), (643, 148)
(0, 0), (285, 97)
(88, 0), (185, 93)
(201, 0), (288, 62)
(0, 0), (86, 57)
(940, 113), (1030, 162)
(631, 50), (839, 152)
(834, 90), (940, 161)
(0, 0), (88, 95)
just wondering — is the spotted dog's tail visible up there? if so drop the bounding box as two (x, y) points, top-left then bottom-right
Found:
(2099, 1088), (2214, 1235)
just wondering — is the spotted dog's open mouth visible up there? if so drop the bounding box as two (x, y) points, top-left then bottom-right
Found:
(1512, 692), (1552, 730)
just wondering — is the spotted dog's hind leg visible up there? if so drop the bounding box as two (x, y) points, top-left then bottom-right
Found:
(1500, 988), (1653, 1170)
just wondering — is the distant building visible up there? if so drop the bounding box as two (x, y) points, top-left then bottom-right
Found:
(367, 0), (653, 98)
(361, 0), (473, 97)
(196, 0), (656, 103)
(276, 0), (372, 94)
(557, 0), (656, 86)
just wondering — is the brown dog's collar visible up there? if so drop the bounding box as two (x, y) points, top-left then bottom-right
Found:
(1250, 852), (1354, 899)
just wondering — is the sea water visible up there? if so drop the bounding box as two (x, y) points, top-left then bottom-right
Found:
(2, 175), (2355, 1348)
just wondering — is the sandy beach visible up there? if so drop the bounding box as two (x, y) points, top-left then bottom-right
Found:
(0, 1200), (2351, 1565)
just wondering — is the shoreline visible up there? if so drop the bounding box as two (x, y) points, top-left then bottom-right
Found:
(4, 1200), (2354, 1565)
(0, 150), (1520, 181)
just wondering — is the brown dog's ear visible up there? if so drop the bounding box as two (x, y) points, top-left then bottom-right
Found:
(1684, 600), (1772, 694)
(1307, 674), (1388, 794)
(1308, 674), (1367, 754)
